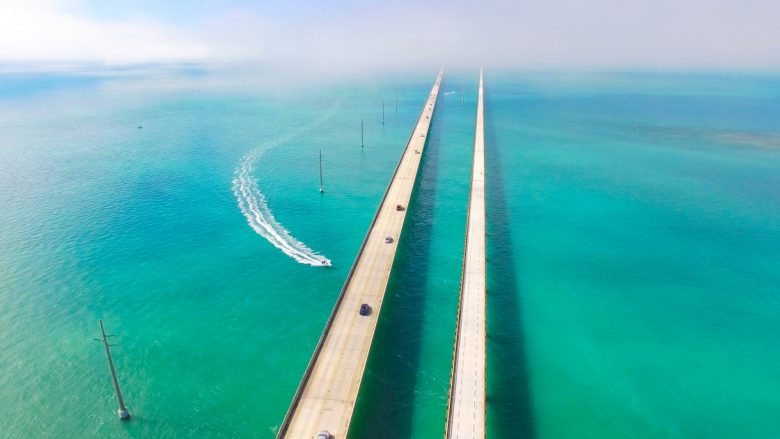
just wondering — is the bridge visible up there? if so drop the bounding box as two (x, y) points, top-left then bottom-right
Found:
(278, 70), (444, 438)
(445, 68), (486, 439)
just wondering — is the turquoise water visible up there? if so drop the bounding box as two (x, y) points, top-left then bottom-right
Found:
(0, 67), (778, 438)
(484, 72), (780, 438)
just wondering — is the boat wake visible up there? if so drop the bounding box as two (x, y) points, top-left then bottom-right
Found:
(232, 106), (337, 267)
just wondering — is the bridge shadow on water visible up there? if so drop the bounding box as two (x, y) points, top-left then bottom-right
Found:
(348, 104), (445, 438)
(484, 88), (536, 438)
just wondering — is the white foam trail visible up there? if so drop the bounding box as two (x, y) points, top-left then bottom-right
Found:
(232, 106), (338, 267)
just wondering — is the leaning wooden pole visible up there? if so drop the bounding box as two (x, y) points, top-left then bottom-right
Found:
(97, 320), (130, 420)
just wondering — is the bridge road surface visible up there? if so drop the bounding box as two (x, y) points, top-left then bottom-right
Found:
(445, 68), (486, 439)
(278, 70), (444, 439)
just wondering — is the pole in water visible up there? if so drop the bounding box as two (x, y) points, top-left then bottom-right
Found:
(395, 88), (398, 112)
(95, 320), (130, 420)
(361, 118), (364, 148)
(382, 100), (385, 125)
(319, 149), (324, 193)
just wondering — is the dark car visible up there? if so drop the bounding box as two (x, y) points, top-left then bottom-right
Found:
(359, 304), (372, 316)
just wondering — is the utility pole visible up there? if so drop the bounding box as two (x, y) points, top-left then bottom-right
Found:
(95, 320), (130, 420)
(319, 149), (324, 193)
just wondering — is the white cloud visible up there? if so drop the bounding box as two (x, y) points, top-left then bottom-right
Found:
(0, 0), (778, 71)
(0, 0), (208, 64)
(194, 0), (780, 74)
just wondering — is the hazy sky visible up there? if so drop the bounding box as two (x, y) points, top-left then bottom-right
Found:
(1, 0), (778, 72)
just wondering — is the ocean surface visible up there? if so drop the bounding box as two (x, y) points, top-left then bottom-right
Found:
(0, 66), (778, 438)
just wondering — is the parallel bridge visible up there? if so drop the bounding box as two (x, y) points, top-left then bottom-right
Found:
(445, 68), (486, 439)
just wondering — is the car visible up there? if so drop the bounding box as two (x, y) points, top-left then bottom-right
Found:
(316, 430), (331, 439)
(385, 235), (394, 243)
(359, 304), (371, 316)
(396, 204), (405, 211)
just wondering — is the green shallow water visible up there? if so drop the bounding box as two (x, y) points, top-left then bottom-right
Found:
(0, 68), (779, 438)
